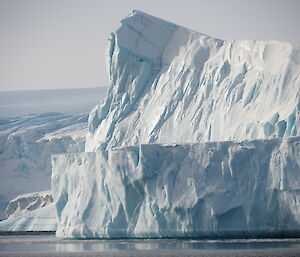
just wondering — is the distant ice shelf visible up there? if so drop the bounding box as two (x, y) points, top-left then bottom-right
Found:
(0, 88), (108, 221)
(0, 112), (87, 220)
(52, 137), (300, 238)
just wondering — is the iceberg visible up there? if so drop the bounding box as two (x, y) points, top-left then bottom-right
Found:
(51, 11), (300, 238)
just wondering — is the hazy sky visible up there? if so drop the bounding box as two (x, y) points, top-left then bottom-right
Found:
(0, 0), (299, 91)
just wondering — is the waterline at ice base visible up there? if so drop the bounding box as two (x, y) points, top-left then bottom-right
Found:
(51, 10), (300, 238)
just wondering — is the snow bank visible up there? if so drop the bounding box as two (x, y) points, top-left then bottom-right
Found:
(86, 10), (300, 151)
(52, 137), (300, 238)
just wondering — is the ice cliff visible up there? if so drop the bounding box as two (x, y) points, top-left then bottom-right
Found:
(51, 11), (300, 238)
(86, 10), (300, 151)
(53, 137), (300, 238)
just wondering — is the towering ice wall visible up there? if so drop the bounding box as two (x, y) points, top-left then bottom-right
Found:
(86, 10), (300, 151)
(52, 137), (300, 238)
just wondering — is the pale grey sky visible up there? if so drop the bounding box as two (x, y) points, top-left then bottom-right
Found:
(0, 0), (299, 91)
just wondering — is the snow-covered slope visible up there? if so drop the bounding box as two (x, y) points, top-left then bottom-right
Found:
(52, 137), (300, 238)
(5, 191), (53, 218)
(0, 203), (56, 231)
(0, 191), (56, 232)
(86, 10), (300, 151)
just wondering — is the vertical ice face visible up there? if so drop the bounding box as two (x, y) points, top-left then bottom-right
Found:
(52, 137), (300, 238)
(86, 10), (300, 152)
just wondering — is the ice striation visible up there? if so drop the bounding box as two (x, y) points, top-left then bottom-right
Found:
(52, 137), (300, 238)
(86, 10), (300, 151)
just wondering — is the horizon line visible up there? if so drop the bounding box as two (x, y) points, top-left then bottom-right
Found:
(0, 86), (108, 93)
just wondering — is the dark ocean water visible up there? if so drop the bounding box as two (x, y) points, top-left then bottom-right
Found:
(1, 234), (300, 257)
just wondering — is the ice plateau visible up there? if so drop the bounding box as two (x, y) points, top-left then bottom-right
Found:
(52, 10), (300, 238)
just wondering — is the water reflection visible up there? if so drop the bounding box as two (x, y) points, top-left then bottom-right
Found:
(1, 235), (300, 253)
(55, 238), (300, 252)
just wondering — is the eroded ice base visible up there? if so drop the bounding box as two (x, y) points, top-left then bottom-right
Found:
(52, 137), (300, 238)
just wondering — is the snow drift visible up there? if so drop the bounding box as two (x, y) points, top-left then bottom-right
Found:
(52, 137), (300, 238)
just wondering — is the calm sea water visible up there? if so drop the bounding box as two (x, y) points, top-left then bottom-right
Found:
(1, 234), (300, 256)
